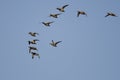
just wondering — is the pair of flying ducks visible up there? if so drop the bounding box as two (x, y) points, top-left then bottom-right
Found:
(49, 4), (69, 18)
(28, 46), (40, 59)
(77, 11), (117, 17)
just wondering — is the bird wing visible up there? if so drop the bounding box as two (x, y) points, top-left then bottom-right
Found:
(105, 14), (109, 17)
(62, 4), (68, 8)
(38, 54), (40, 59)
(77, 12), (80, 17)
(42, 22), (45, 25)
(112, 13), (117, 17)
(36, 33), (39, 35)
(32, 54), (34, 59)
(48, 21), (54, 24)
(34, 39), (39, 41)
(29, 48), (31, 53)
(84, 12), (87, 16)
(28, 41), (31, 45)
(56, 13), (61, 15)
(55, 41), (62, 45)
(52, 40), (54, 43)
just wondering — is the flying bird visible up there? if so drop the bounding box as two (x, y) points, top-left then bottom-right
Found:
(28, 32), (39, 37)
(50, 40), (62, 47)
(49, 13), (61, 18)
(77, 11), (87, 17)
(56, 4), (69, 12)
(105, 12), (117, 17)
(42, 21), (54, 26)
(29, 46), (38, 53)
(28, 39), (39, 45)
(31, 52), (40, 59)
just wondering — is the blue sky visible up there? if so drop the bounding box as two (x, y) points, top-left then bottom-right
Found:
(0, 0), (120, 80)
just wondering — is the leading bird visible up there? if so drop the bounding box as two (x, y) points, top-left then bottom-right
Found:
(56, 4), (69, 12)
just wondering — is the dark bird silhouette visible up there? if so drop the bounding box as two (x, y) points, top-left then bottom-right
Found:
(49, 13), (61, 18)
(29, 46), (38, 53)
(56, 4), (69, 12)
(77, 11), (87, 17)
(28, 32), (39, 37)
(50, 40), (62, 47)
(28, 39), (39, 45)
(42, 21), (54, 26)
(105, 12), (117, 17)
(31, 52), (40, 59)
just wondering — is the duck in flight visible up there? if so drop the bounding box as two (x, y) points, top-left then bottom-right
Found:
(28, 32), (39, 37)
(31, 52), (40, 59)
(29, 46), (38, 53)
(105, 12), (117, 17)
(49, 13), (61, 18)
(56, 4), (69, 12)
(50, 40), (62, 47)
(77, 11), (87, 17)
(28, 39), (39, 45)
(42, 21), (54, 26)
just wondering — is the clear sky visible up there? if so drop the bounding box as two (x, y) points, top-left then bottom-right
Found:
(0, 0), (120, 80)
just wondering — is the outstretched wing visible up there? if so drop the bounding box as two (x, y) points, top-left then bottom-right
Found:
(28, 41), (31, 45)
(112, 13), (117, 17)
(32, 54), (34, 59)
(35, 32), (39, 35)
(48, 21), (54, 24)
(56, 13), (61, 15)
(105, 14), (109, 17)
(84, 12), (87, 16)
(55, 41), (62, 45)
(34, 39), (39, 41)
(77, 11), (80, 17)
(62, 4), (69, 8)
(29, 48), (31, 53)
(105, 15), (108, 17)
(38, 54), (40, 59)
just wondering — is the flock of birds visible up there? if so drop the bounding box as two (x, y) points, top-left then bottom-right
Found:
(28, 31), (62, 59)
(41, 5), (118, 27)
(28, 32), (40, 59)
(27, 4), (118, 59)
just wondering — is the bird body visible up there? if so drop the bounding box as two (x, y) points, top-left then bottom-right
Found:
(50, 13), (61, 18)
(42, 21), (54, 26)
(105, 12), (117, 17)
(77, 11), (87, 17)
(31, 52), (40, 59)
(28, 39), (39, 45)
(29, 46), (38, 53)
(29, 32), (39, 37)
(56, 4), (69, 12)
(50, 40), (62, 47)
